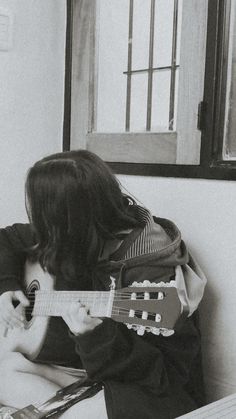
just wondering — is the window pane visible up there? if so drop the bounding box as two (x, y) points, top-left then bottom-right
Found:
(223, 0), (236, 159)
(96, 0), (129, 132)
(130, 73), (148, 131)
(152, 71), (171, 131)
(132, 0), (151, 70)
(153, 0), (174, 68)
(94, 0), (182, 133)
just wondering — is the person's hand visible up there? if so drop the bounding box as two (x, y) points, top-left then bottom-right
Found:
(62, 302), (103, 336)
(0, 290), (30, 329)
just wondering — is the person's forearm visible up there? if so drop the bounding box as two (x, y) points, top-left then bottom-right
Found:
(71, 318), (167, 391)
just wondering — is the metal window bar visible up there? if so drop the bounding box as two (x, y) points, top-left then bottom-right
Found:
(169, 0), (179, 130)
(123, 64), (179, 76)
(124, 0), (179, 133)
(146, 0), (156, 131)
(125, 0), (134, 132)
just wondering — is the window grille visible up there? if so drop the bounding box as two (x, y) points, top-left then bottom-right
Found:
(124, 0), (180, 132)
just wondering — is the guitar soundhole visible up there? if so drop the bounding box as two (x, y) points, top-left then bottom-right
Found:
(25, 280), (39, 323)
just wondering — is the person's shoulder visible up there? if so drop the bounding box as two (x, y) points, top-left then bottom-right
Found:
(136, 206), (181, 246)
(0, 223), (35, 248)
(124, 206), (179, 258)
(2, 222), (32, 235)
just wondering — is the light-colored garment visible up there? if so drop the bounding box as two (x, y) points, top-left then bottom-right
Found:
(175, 259), (207, 316)
(0, 407), (16, 419)
(42, 366), (108, 418)
(0, 367), (106, 419)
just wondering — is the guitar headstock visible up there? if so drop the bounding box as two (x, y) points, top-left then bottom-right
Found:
(111, 280), (182, 337)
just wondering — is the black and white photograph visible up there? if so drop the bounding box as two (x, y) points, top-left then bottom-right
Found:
(0, 1), (236, 418)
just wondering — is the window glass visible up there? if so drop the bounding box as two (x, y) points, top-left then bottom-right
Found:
(132, 0), (151, 70)
(223, 0), (236, 160)
(96, 0), (129, 133)
(95, 0), (182, 133)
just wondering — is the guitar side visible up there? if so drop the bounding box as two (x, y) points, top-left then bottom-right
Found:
(0, 261), (54, 361)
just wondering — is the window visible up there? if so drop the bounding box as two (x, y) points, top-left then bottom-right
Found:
(64, 0), (236, 179)
(222, 0), (236, 159)
(207, 0), (236, 165)
(198, 0), (236, 180)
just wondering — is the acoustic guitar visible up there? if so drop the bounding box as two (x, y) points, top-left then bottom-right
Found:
(0, 261), (182, 361)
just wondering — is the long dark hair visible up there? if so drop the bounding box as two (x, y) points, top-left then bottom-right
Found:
(25, 149), (142, 281)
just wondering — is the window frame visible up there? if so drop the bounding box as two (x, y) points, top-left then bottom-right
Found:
(206, 0), (236, 167)
(63, 0), (236, 180)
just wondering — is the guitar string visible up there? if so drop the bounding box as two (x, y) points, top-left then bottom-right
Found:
(23, 296), (163, 306)
(23, 298), (162, 312)
(23, 295), (160, 308)
(23, 306), (158, 314)
(25, 290), (161, 295)
(25, 289), (166, 296)
(22, 311), (160, 324)
(23, 307), (160, 317)
(24, 291), (164, 300)
(23, 291), (165, 317)
(22, 306), (160, 312)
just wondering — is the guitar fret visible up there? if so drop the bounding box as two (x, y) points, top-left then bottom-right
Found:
(33, 290), (110, 317)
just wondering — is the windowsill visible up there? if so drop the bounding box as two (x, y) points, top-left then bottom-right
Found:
(108, 161), (236, 180)
(86, 132), (177, 164)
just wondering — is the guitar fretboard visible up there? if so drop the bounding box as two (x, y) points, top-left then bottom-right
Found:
(32, 290), (111, 318)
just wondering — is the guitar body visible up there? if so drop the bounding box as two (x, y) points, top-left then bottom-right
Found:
(0, 261), (54, 361)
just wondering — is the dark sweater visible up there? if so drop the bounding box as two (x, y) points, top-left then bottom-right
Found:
(0, 214), (206, 418)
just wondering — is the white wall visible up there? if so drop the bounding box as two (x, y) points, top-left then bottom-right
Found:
(118, 174), (236, 402)
(0, 0), (66, 225)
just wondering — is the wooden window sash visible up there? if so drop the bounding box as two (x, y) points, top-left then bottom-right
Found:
(69, 0), (208, 166)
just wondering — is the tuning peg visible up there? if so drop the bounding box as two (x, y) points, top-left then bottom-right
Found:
(158, 292), (164, 300)
(136, 325), (146, 336)
(155, 314), (162, 322)
(130, 279), (178, 288)
(125, 324), (146, 335)
(130, 280), (152, 287)
(143, 326), (152, 333)
(125, 323), (138, 332)
(150, 327), (161, 335)
(129, 309), (135, 318)
(142, 280), (152, 287)
(130, 281), (140, 287)
(160, 328), (175, 337)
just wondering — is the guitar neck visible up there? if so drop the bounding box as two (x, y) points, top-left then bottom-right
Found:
(32, 290), (112, 318)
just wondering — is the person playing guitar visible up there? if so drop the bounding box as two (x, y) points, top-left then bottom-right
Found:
(0, 150), (207, 418)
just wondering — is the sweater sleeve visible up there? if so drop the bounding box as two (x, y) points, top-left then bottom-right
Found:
(70, 319), (169, 393)
(0, 223), (35, 294)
